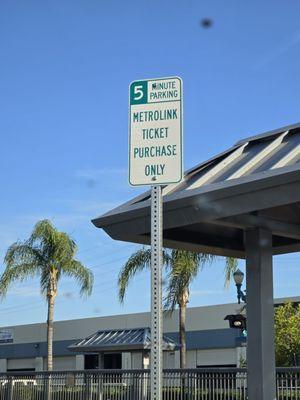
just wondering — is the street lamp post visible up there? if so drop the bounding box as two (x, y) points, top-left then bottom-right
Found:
(224, 268), (247, 333)
(233, 269), (246, 304)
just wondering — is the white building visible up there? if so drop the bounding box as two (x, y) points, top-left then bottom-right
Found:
(0, 297), (297, 373)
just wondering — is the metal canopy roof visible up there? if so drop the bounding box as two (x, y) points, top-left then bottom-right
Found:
(68, 328), (178, 352)
(92, 123), (300, 258)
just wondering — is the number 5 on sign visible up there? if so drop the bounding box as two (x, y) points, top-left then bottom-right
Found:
(130, 81), (148, 105)
(134, 85), (144, 101)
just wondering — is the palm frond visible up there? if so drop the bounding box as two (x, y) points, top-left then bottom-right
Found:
(40, 268), (52, 296)
(170, 250), (214, 273)
(0, 220), (92, 300)
(29, 220), (55, 259)
(1, 242), (44, 299)
(164, 269), (185, 311)
(29, 220), (77, 266)
(164, 250), (215, 312)
(0, 263), (40, 299)
(118, 248), (152, 303)
(4, 242), (45, 268)
(224, 257), (238, 288)
(118, 247), (171, 303)
(62, 260), (94, 297)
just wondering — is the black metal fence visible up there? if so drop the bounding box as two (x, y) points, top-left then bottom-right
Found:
(0, 368), (299, 400)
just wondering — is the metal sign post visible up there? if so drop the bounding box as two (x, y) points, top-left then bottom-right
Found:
(150, 185), (163, 400)
(129, 77), (183, 400)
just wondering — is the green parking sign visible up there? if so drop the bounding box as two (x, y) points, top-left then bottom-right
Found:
(129, 77), (183, 186)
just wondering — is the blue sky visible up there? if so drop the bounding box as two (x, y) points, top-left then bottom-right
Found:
(0, 0), (300, 326)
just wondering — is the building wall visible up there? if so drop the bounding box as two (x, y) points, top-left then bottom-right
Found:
(43, 356), (76, 371)
(7, 358), (36, 371)
(2, 296), (295, 345)
(0, 297), (296, 372)
(122, 352), (132, 369)
(186, 351), (197, 368)
(196, 349), (236, 367)
(132, 352), (143, 369)
(0, 302), (241, 345)
(0, 359), (7, 373)
(163, 352), (175, 369)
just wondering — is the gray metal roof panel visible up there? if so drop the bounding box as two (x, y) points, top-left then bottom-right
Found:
(94, 162), (300, 229)
(92, 125), (300, 228)
(161, 129), (299, 194)
(234, 122), (300, 146)
(69, 328), (178, 352)
(163, 130), (297, 197)
(92, 124), (300, 257)
(236, 122), (300, 146)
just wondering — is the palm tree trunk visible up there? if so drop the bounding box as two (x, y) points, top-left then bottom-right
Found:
(47, 294), (55, 371)
(179, 302), (187, 369)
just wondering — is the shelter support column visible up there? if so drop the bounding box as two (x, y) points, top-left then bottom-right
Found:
(245, 228), (276, 400)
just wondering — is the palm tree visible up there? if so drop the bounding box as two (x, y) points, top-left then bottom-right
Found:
(0, 219), (94, 371)
(119, 248), (238, 369)
(223, 257), (239, 287)
(163, 250), (214, 369)
(119, 248), (215, 368)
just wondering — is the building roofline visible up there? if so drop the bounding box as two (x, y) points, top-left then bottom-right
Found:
(1, 296), (300, 330)
(234, 121), (300, 146)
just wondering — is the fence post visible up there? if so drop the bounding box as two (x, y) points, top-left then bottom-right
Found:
(7, 376), (13, 400)
(181, 371), (187, 400)
(97, 371), (103, 400)
(85, 372), (92, 400)
(132, 371), (142, 400)
(43, 373), (51, 400)
(142, 371), (148, 400)
(130, 372), (135, 400)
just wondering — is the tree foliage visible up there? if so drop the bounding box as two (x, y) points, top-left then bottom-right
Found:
(275, 302), (300, 367)
(223, 257), (238, 288)
(0, 219), (94, 371)
(118, 247), (217, 368)
(0, 219), (93, 299)
(118, 247), (217, 309)
(164, 250), (214, 311)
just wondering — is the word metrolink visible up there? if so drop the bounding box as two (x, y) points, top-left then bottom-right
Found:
(132, 108), (178, 123)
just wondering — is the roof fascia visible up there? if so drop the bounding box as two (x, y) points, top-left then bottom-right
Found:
(93, 164), (300, 229)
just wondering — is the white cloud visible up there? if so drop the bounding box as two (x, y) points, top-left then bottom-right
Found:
(254, 32), (300, 70)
